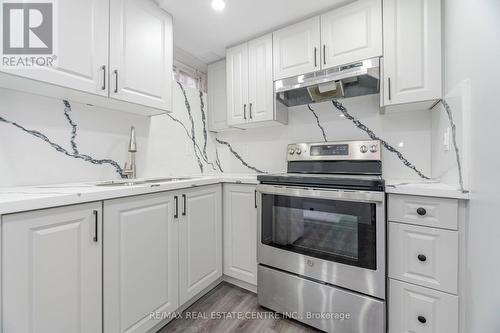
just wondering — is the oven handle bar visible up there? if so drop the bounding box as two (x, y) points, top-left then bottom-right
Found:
(256, 184), (385, 203)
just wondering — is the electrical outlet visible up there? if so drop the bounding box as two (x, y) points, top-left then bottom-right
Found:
(444, 127), (451, 151)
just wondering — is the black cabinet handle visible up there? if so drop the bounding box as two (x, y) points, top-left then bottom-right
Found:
(418, 316), (427, 324)
(417, 207), (427, 216)
(101, 65), (106, 91)
(254, 190), (257, 209)
(249, 103), (253, 120)
(114, 69), (119, 93)
(174, 196), (179, 218)
(93, 210), (98, 242)
(314, 47), (317, 67)
(243, 104), (247, 120)
(388, 77), (392, 101)
(418, 254), (427, 262)
(182, 194), (187, 216)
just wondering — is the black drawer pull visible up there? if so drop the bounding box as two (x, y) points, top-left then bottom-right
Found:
(93, 210), (99, 242)
(417, 207), (427, 216)
(418, 254), (427, 262)
(174, 196), (179, 218)
(418, 316), (427, 324)
(182, 194), (187, 216)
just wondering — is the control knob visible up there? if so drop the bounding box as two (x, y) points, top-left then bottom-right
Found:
(370, 145), (378, 153)
(295, 148), (302, 155)
(360, 145), (368, 153)
(289, 148), (295, 155)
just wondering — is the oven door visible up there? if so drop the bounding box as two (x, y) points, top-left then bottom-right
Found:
(257, 184), (386, 299)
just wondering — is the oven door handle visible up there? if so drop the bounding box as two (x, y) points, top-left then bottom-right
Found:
(256, 184), (385, 203)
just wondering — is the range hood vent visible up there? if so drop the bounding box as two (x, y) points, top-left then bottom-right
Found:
(275, 57), (380, 108)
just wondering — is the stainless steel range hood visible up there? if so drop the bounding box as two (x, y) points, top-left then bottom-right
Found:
(275, 57), (380, 108)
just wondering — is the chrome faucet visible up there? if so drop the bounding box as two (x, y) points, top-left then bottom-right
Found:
(123, 126), (137, 179)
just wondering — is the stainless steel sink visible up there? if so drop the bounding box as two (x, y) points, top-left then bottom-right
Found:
(94, 177), (197, 187)
(141, 177), (194, 183)
(94, 180), (144, 187)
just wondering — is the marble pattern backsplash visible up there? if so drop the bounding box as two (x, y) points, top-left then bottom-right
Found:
(0, 100), (126, 178)
(0, 82), (463, 187)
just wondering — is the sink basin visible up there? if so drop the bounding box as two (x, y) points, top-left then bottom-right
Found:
(94, 177), (197, 187)
(141, 177), (194, 183)
(95, 180), (144, 187)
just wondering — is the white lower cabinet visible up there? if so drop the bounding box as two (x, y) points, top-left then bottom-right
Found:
(104, 184), (222, 332)
(389, 279), (458, 333)
(223, 184), (258, 285)
(1, 184), (223, 333)
(178, 185), (223, 304)
(104, 192), (179, 333)
(2, 203), (103, 333)
(388, 193), (462, 333)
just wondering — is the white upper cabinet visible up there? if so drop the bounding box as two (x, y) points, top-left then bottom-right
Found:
(0, 0), (173, 115)
(0, 0), (109, 96)
(382, 0), (442, 108)
(226, 43), (249, 126)
(110, 0), (173, 111)
(226, 34), (286, 128)
(321, 0), (382, 69)
(248, 34), (274, 123)
(208, 60), (229, 132)
(273, 1), (383, 79)
(273, 17), (321, 80)
(2, 203), (102, 333)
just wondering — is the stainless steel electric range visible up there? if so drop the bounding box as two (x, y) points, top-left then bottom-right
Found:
(256, 140), (386, 333)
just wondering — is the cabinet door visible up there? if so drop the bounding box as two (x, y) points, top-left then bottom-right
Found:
(104, 193), (178, 333)
(179, 185), (222, 304)
(389, 279), (458, 333)
(248, 34), (274, 123)
(321, 0), (382, 69)
(109, 0), (173, 111)
(2, 203), (102, 333)
(382, 0), (442, 106)
(208, 60), (229, 131)
(226, 43), (249, 126)
(273, 16), (321, 80)
(0, 0), (109, 96)
(223, 184), (258, 285)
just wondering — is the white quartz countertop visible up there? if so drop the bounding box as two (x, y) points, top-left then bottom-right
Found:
(385, 180), (470, 200)
(0, 175), (470, 215)
(0, 174), (259, 215)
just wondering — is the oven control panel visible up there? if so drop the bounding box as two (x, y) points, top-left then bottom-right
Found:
(287, 140), (381, 161)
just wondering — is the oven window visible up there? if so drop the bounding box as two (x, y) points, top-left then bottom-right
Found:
(261, 194), (377, 270)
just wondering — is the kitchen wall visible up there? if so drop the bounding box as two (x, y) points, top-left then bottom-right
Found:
(430, 80), (470, 190)
(0, 88), (150, 187)
(0, 84), (435, 187)
(0, 83), (219, 187)
(443, 0), (500, 332)
(217, 94), (433, 181)
(143, 83), (221, 177)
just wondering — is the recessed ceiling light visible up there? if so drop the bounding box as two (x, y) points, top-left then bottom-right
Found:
(211, 0), (225, 11)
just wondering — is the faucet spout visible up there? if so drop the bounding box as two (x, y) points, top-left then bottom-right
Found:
(128, 126), (137, 153)
(123, 126), (137, 179)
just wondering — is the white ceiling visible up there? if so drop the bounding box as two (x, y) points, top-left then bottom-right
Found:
(158, 0), (352, 65)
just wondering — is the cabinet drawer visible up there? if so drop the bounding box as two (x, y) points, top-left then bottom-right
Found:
(389, 279), (458, 333)
(388, 222), (458, 294)
(388, 194), (458, 230)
